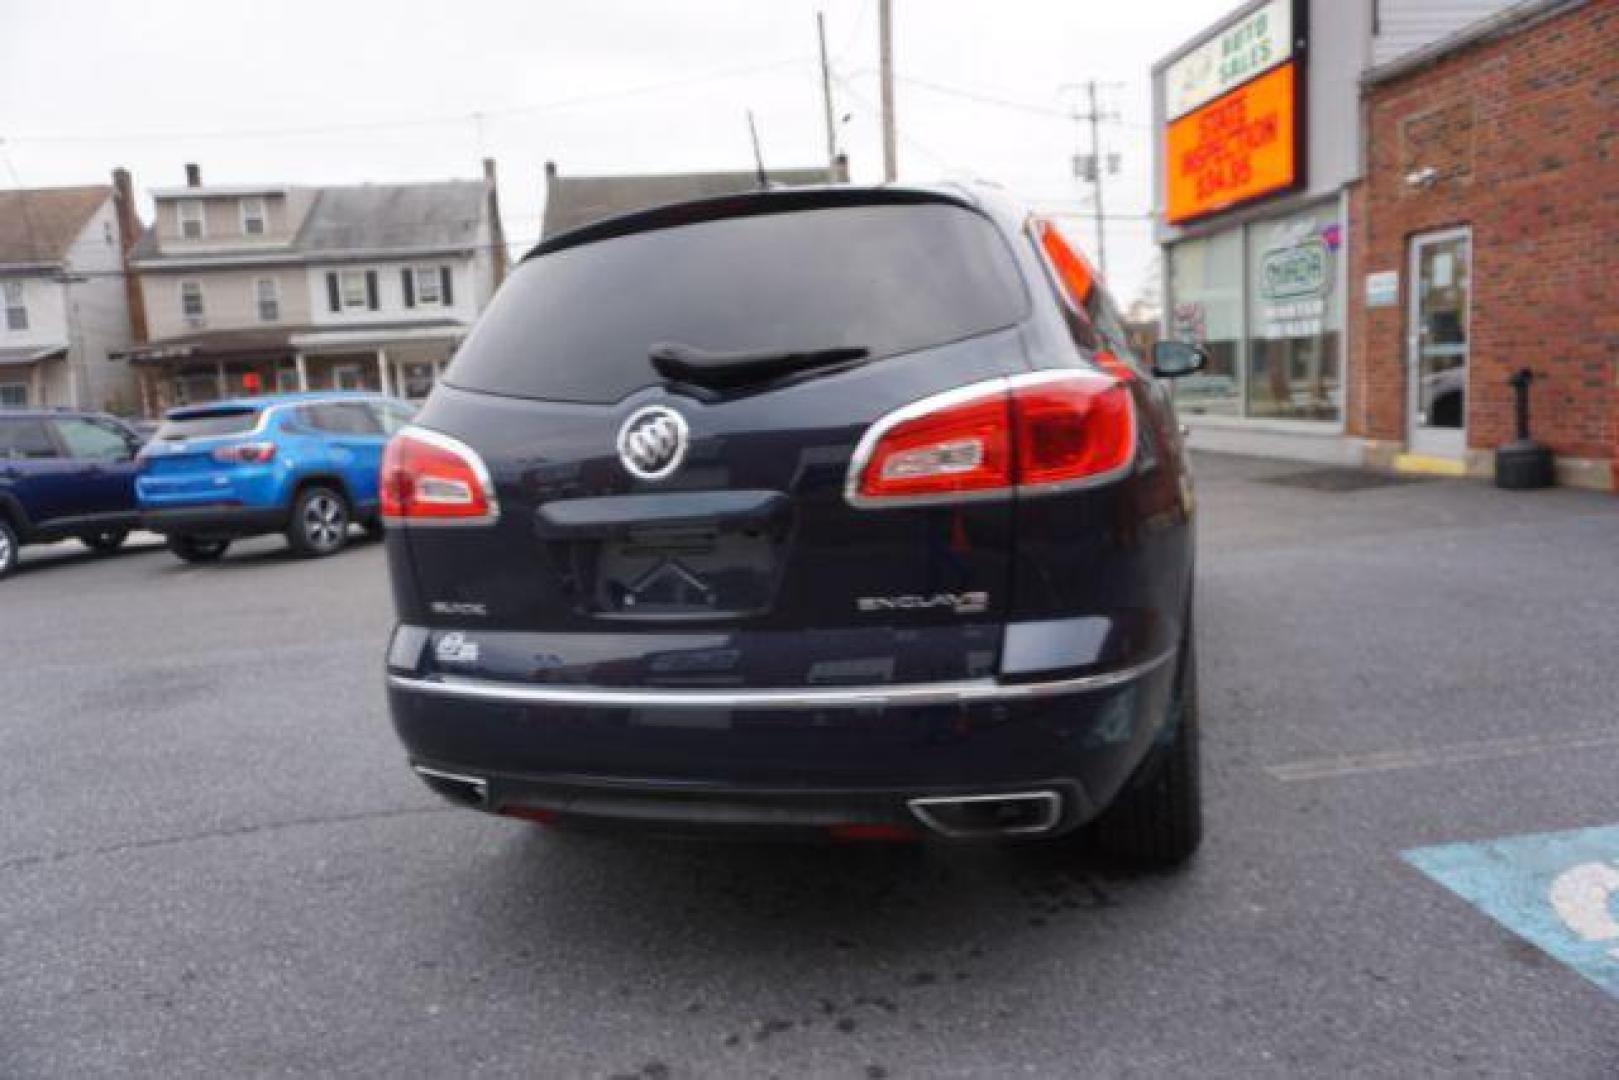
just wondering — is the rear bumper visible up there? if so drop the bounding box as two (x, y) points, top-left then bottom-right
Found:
(386, 647), (1179, 838)
(141, 505), (287, 539)
(412, 765), (1085, 839)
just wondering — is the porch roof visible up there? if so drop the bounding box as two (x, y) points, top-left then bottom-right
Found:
(115, 319), (468, 364)
(0, 344), (69, 368)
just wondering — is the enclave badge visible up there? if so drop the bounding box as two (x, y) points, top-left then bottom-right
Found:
(617, 406), (689, 481)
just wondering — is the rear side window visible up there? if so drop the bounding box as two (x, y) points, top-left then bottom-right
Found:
(53, 417), (132, 461)
(447, 202), (1029, 404)
(0, 417), (56, 459)
(157, 408), (261, 441)
(297, 402), (383, 435)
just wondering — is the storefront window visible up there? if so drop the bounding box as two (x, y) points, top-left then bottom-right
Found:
(1167, 230), (1243, 416)
(1245, 206), (1342, 421)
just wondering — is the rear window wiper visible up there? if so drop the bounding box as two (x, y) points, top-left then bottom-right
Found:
(649, 342), (870, 389)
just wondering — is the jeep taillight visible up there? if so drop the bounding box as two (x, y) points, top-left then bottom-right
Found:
(847, 371), (1135, 508)
(211, 441), (276, 464)
(380, 427), (499, 525)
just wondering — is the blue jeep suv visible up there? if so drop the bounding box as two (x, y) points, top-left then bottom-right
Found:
(0, 410), (145, 579)
(138, 392), (414, 563)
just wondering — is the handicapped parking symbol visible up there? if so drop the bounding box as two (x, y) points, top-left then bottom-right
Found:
(1405, 824), (1619, 998)
(1549, 860), (1619, 960)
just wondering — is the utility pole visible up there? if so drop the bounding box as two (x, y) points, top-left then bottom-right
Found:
(1061, 80), (1120, 281)
(1085, 81), (1108, 280)
(817, 11), (838, 181)
(879, 0), (897, 182)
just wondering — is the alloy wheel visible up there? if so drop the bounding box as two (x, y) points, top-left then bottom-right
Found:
(303, 493), (347, 552)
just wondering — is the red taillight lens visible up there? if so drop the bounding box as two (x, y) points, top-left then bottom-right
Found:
(849, 372), (1135, 507)
(851, 386), (1012, 504)
(380, 428), (498, 524)
(1012, 373), (1135, 490)
(211, 441), (276, 464)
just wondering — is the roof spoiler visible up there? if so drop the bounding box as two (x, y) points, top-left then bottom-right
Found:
(524, 186), (983, 263)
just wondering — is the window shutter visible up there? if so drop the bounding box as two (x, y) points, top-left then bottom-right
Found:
(365, 270), (379, 311)
(326, 273), (340, 313)
(401, 269), (415, 308)
(440, 266), (453, 306)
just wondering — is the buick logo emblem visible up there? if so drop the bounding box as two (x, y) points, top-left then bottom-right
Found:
(617, 406), (689, 480)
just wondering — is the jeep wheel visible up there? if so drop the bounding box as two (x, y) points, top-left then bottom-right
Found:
(168, 535), (230, 564)
(287, 486), (350, 557)
(0, 517), (18, 579)
(1084, 630), (1203, 869)
(82, 529), (130, 554)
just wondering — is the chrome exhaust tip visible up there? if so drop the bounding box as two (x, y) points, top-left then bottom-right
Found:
(907, 791), (1063, 839)
(412, 765), (489, 809)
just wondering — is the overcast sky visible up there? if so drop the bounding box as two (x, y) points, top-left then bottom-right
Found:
(0, 0), (1234, 305)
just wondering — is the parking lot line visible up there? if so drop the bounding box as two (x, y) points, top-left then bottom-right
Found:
(1265, 728), (1619, 783)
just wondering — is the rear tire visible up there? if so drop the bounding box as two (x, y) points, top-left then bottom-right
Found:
(1085, 632), (1203, 869)
(82, 529), (129, 554)
(168, 535), (230, 564)
(286, 485), (350, 558)
(0, 517), (19, 579)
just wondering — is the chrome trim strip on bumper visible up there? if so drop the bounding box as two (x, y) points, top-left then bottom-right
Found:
(387, 647), (1174, 710)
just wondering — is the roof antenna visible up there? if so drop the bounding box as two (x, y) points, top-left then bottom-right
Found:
(747, 110), (768, 189)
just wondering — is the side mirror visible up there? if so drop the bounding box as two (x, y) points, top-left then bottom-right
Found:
(1151, 340), (1209, 379)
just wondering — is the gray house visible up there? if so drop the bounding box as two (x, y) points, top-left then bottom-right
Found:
(121, 162), (507, 414)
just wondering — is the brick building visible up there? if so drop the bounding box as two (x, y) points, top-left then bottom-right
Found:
(1348, 0), (1617, 488)
(1153, 0), (1616, 489)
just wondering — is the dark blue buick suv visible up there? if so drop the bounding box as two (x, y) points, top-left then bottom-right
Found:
(380, 185), (1208, 865)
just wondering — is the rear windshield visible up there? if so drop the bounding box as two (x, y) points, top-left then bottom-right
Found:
(156, 408), (262, 441)
(446, 202), (1029, 404)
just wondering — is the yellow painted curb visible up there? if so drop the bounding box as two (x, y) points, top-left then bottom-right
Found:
(1394, 453), (1467, 477)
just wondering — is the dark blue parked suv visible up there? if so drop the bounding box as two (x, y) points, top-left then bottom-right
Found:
(380, 186), (1209, 865)
(138, 392), (414, 563)
(0, 410), (144, 579)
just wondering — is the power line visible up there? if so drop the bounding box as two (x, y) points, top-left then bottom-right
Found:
(831, 74), (958, 175)
(1, 58), (812, 146)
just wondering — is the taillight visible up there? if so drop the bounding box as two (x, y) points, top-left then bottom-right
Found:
(847, 371), (1135, 508)
(380, 427), (499, 525)
(848, 385), (1012, 504)
(211, 441), (276, 464)
(1011, 373), (1135, 490)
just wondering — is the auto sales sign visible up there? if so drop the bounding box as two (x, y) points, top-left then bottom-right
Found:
(1164, 0), (1304, 225)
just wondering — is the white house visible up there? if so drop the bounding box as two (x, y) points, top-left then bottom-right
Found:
(0, 178), (141, 413)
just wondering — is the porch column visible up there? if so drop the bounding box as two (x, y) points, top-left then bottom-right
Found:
(294, 352), (309, 391)
(30, 362), (43, 407)
(376, 348), (392, 397)
(214, 361), (227, 400)
(139, 369), (155, 418)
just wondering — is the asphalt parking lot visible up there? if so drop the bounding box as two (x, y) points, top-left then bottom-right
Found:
(3, 451), (1616, 1078)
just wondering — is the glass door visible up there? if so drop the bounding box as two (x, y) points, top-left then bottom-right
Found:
(1407, 229), (1471, 458)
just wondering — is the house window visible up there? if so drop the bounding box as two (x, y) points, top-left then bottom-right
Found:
(3, 282), (26, 331)
(180, 281), (205, 320)
(178, 199), (205, 239)
(339, 271), (368, 308)
(334, 364), (365, 390)
(0, 383), (27, 409)
(255, 278), (280, 322)
(275, 365), (300, 393)
(414, 267), (442, 305)
(240, 197), (266, 236)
